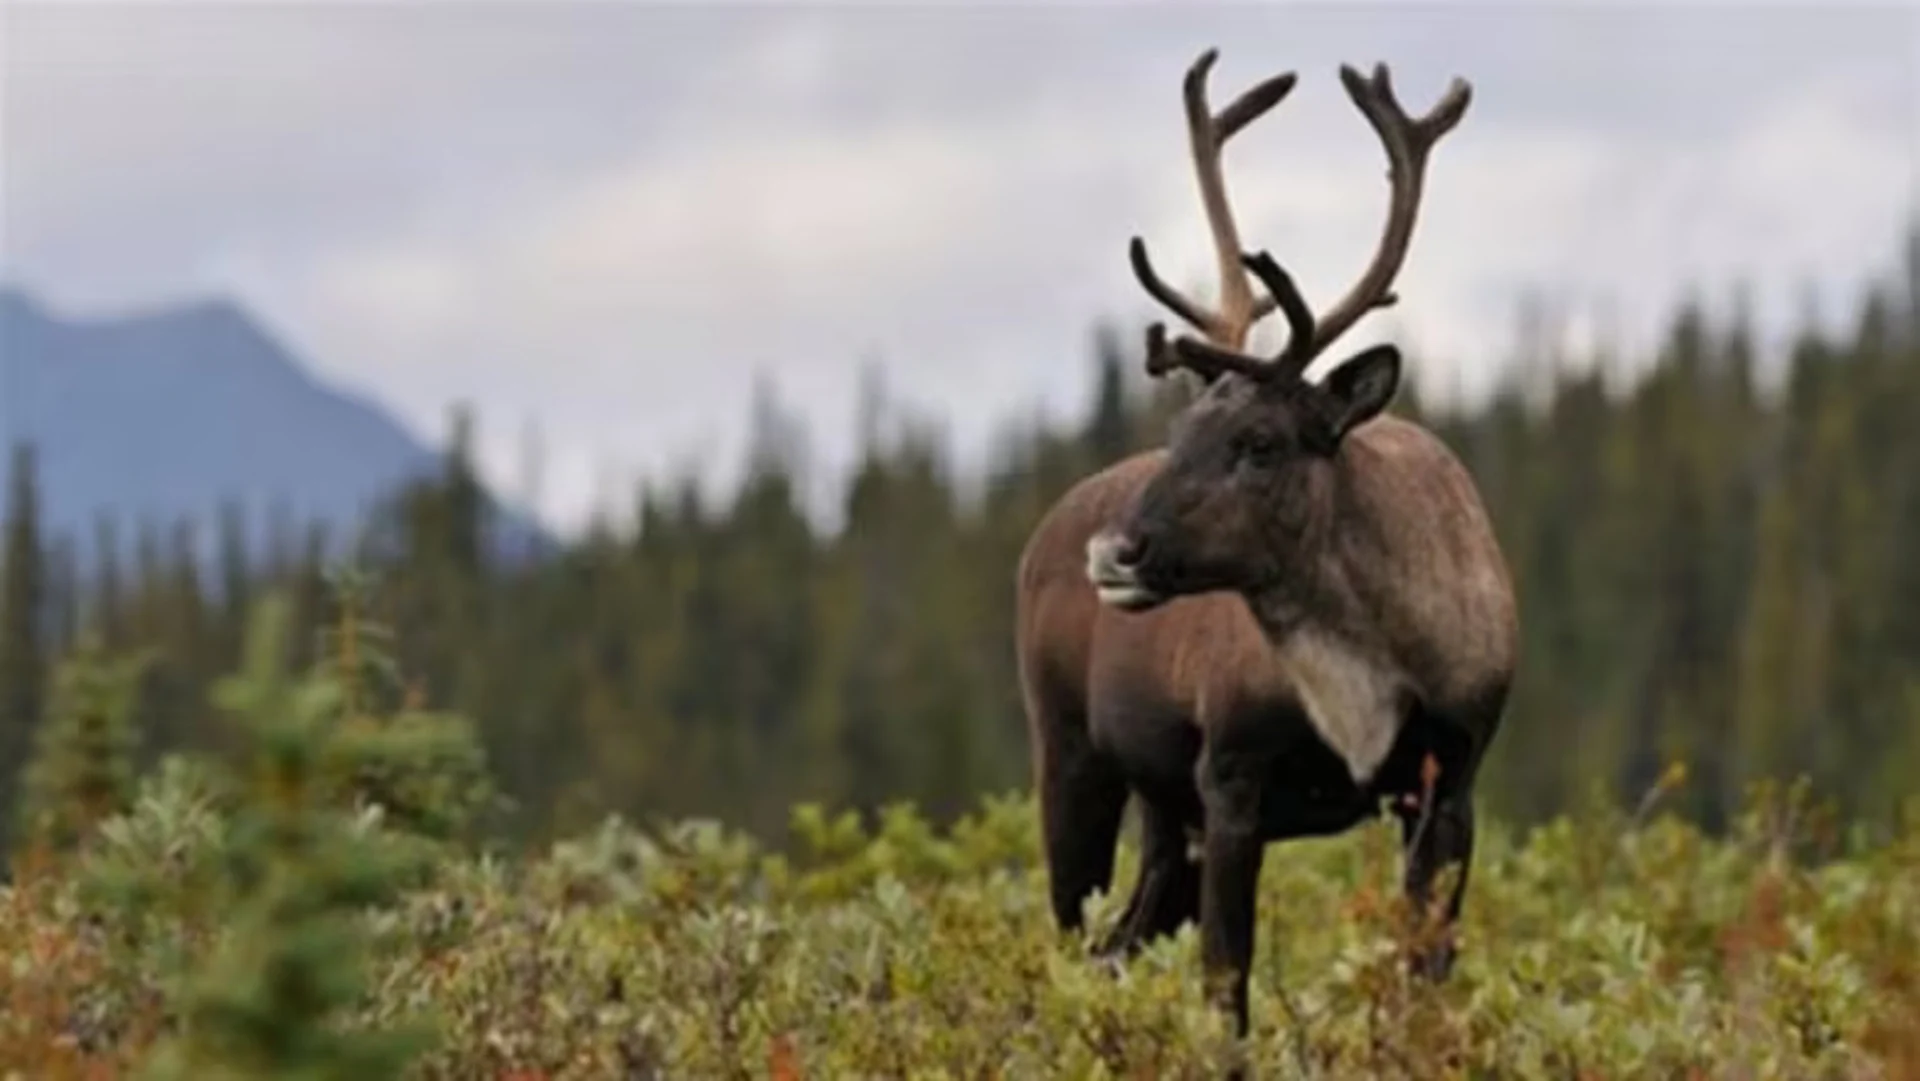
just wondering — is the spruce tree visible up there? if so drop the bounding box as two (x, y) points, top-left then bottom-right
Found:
(15, 632), (147, 858)
(136, 593), (432, 1081)
(0, 441), (47, 854)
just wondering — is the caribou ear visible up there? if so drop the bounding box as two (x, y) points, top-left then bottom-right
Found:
(1315, 344), (1401, 446)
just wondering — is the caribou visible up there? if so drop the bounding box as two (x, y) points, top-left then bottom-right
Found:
(1014, 48), (1519, 1036)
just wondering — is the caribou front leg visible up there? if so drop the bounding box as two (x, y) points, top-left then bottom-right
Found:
(1196, 740), (1269, 1039)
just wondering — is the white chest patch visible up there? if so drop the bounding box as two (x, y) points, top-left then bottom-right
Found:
(1276, 628), (1407, 785)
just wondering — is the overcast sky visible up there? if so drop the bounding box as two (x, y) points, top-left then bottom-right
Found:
(4, 1), (1916, 535)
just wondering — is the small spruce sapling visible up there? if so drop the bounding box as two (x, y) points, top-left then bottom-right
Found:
(137, 593), (433, 1081)
(316, 562), (502, 850)
(14, 631), (150, 864)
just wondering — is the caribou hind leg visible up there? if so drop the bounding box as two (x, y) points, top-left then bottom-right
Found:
(1032, 700), (1129, 935)
(1392, 703), (1497, 981)
(1040, 750), (1127, 936)
(1398, 789), (1474, 980)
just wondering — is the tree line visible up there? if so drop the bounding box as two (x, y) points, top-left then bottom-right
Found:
(2, 235), (1917, 848)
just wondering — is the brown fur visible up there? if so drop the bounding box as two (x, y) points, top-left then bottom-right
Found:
(1016, 402), (1518, 1031)
(1020, 413), (1514, 770)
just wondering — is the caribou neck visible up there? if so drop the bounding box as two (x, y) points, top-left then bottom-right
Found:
(1241, 456), (1375, 649)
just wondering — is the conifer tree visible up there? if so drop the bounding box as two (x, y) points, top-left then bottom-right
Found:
(137, 593), (432, 1081)
(0, 441), (47, 851)
(15, 631), (148, 858)
(316, 562), (498, 847)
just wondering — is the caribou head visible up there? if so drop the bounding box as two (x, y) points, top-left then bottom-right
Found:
(1087, 54), (1471, 615)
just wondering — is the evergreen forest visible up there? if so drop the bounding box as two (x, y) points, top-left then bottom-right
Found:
(3, 231), (1918, 853)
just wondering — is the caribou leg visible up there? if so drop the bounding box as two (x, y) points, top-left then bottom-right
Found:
(1394, 715), (1487, 981)
(1038, 734), (1129, 935)
(1398, 790), (1473, 980)
(1096, 799), (1200, 958)
(1197, 740), (1270, 1039)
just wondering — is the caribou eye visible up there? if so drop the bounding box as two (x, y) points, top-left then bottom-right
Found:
(1235, 433), (1284, 465)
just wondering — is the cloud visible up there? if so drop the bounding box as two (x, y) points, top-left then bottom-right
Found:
(275, 85), (1160, 529)
(3, 4), (1914, 534)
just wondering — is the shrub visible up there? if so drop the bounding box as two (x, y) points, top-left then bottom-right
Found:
(5, 592), (1917, 1077)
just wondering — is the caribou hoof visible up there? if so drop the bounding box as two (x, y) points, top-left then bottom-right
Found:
(1407, 939), (1458, 983)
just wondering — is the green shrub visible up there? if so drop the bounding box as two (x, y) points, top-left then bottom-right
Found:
(5, 590), (1918, 1078)
(7, 777), (1919, 1078)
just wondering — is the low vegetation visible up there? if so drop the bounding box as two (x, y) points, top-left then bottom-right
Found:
(3, 593), (1918, 1080)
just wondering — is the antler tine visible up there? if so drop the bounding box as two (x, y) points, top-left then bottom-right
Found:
(1143, 321), (1179, 377)
(1240, 251), (1317, 381)
(1186, 50), (1296, 345)
(1308, 62), (1473, 358)
(1130, 48), (1298, 355)
(1167, 332), (1281, 385)
(1130, 239), (1212, 337)
(1144, 250), (1318, 387)
(1144, 321), (1267, 384)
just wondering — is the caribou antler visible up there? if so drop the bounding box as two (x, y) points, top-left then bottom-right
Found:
(1140, 57), (1472, 386)
(1156, 251), (1317, 382)
(1307, 63), (1471, 357)
(1131, 48), (1298, 372)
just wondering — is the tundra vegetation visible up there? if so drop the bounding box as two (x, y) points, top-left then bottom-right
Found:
(0, 595), (1917, 1077)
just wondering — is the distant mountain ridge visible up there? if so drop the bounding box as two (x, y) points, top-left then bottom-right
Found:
(0, 286), (552, 569)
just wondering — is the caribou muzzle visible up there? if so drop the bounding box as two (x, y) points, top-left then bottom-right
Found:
(1086, 530), (1168, 612)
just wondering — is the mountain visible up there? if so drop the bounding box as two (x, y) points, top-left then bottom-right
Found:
(0, 287), (552, 569)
